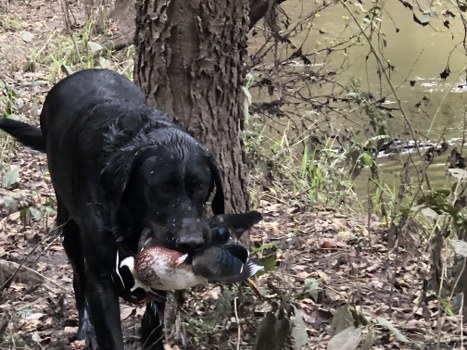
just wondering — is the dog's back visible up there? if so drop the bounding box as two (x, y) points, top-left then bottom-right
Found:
(0, 69), (148, 152)
(41, 69), (147, 137)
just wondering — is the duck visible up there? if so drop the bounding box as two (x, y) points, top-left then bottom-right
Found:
(131, 242), (263, 290)
(114, 211), (263, 297)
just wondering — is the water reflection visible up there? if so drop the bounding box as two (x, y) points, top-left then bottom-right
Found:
(248, 0), (466, 199)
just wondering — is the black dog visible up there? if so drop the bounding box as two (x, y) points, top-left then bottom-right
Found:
(0, 69), (226, 350)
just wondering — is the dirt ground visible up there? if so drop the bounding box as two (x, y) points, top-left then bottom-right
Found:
(0, 0), (466, 349)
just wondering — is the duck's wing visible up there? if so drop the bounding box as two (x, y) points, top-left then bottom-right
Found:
(209, 211), (263, 240)
(192, 245), (263, 283)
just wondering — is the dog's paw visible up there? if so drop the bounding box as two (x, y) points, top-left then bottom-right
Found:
(76, 319), (98, 350)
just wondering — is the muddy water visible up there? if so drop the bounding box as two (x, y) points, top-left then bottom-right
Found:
(250, 1), (466, 199)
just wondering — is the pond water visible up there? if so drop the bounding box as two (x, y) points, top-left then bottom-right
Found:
(249, 0), (466, 200)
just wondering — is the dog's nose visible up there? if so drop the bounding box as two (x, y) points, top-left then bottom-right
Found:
(176, 236), (205, 252)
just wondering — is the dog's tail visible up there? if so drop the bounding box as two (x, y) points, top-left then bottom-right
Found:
(0, 119), (46, 152)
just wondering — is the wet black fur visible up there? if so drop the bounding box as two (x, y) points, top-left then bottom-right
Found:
(0, 69), (224, 350)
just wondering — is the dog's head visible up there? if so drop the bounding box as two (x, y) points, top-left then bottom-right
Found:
(102, 127), (224, 254)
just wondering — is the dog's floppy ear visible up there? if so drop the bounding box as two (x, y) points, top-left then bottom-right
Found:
(99, 149), (140, 214)
(207, 153), (225, 215)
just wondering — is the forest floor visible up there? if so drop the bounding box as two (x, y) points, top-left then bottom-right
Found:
(0, 0), (466, 349)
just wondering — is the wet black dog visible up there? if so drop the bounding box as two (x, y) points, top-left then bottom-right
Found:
(0, 69), (225, 350)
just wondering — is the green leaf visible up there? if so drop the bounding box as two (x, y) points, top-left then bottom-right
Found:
(241, 85), (252, 106)
(32, 80), (49, 86)
(17, 306), (33, 318)
(251, 242), (278, 255)
(420, 207), (439, 220)
(377, 317), (409, 343)
(2, 196), (18, 210)
(19, 30), (34, 42)
(20, 207), (32, 226)
(304, 278), (321, 300)
(330, 305), (354, 336)
(361, 327), (373, 350)
(448, 168), (467, 181)
(87, 40), (103, 53)
(99, 57), (113, 69)
(300, 145), (308, 178)
(413, 13), (431, 26)
(291, 305), (308, 349)
(29, 207), (42, 221)
(327, 326), (362, 350)
(254, 307), (291, 350)
(360, 152), (373, 166)
(258, 253), (277, 273)
(449, 239), (467, 257)
(3, 166), (19, 188)
(31, 332), (41, 343)
(61, 65), (74, 76)
(254, 312), (276, 350)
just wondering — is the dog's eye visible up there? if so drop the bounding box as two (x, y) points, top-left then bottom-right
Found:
(152, 185), (171, 196)
(191, 181), (206, 193)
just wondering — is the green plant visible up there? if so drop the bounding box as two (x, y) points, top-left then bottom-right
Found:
(244, 114), (361, 208)
(0, 17), (22, 32)
(0, 80), (19, 119)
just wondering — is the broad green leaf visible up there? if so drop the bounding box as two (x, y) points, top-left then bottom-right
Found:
(2, 196), (18, 210)
(291, 305), (308, 349)
(254, 307), (290, 350)
(361, 327), (373, 350)
(87, 41), (103, 53)
(258, 253), (277, 273)
(420, 207), (439, 220)
(449, 239), (467, 257)
(360, 152), (373, 166)
(99, 57), (113, 69)
(31, 332), (41, 343)
(377, 317), (409, 343)
(17, 306), (33, 318)
(414, 13), (431, 26)
(251, 242), (278, 255)
(29, 207), (42, 221)
(3, 167), (19, 188)
(61, 65), (74, 76)
(304, 278), (321, 300)
(253, 312), (276, 350)
(327, 326), (362, 350)
(19, 31), (34, 42)
(448, 168), (467, 181)
(330, 305), (354, 336)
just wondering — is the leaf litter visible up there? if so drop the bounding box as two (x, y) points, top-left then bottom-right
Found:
(0, 0), (466, 349)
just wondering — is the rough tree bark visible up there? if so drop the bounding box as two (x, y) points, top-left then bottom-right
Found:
(105, 0), (284, 50)
(134, 0), (250, 213)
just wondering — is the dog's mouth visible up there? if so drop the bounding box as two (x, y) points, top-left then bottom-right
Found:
(137, 227), (161, 252)
(137, 227), (179, 253)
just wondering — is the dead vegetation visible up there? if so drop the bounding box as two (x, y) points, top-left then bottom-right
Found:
(1, 0), (467, 349)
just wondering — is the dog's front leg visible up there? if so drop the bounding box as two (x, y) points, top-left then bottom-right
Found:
(141, 298), (166, 350)
(84, 263), (123, 350)
(79, 223), (124, 350)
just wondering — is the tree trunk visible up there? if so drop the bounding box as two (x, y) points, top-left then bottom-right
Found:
(104, 0), (285, 51)
(134, 0), (250, 213)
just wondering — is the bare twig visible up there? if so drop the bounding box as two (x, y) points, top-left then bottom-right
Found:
(234, 296), (241, 350)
